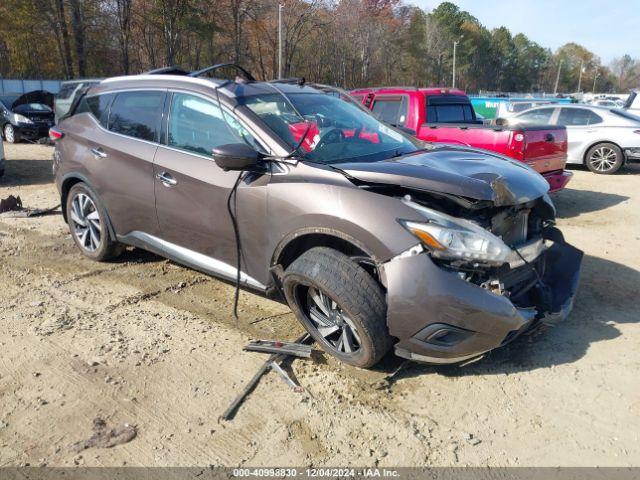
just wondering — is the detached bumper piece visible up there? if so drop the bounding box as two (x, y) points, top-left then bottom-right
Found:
(543, 169), (572, 193)
(381, 234), (583, 365)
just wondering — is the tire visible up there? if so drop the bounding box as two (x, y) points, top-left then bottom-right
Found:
(282, 247), (392, 368)
(4, 124), (17, 144)
(585, 143), (624, 174)
(65, 183), (123, 261)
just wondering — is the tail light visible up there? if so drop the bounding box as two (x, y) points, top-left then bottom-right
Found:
(509, 129), (526, 161)
(49, 127), (64, 141)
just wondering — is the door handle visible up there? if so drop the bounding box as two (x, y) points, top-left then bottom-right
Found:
(156, 171), (177, 187)
(545, 134), (554, 142)
(90, 147), (107, 159)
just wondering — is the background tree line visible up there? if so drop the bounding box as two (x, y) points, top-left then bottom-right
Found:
(0, 0), (638, 93)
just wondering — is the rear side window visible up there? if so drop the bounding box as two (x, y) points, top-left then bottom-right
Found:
(514, 108), (555, 125)
(371, 96), (408, 126)
(108, 91), (165, 142)
(557, 108), (603, 126)
(167, 92), (260, 156)
(75, 93), (114, 127)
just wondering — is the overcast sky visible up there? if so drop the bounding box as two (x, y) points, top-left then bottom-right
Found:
(411, 0), (639, 65)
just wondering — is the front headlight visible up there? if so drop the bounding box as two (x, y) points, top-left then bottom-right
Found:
(400, 198), (510, 265)
(13, 113), (33, 124)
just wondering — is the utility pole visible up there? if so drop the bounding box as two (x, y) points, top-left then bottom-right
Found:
(553, 59), (563, 94)
(278, 3), (284, 79)
(452, 40), (459, 88)
(577, 60), (584, 92)
(592, 68), (600, 93)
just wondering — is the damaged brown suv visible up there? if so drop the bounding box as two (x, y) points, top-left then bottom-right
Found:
(52, 65), (582, 368)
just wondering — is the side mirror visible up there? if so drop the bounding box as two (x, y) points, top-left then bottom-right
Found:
(212, 143), (262, 171)
(494, 117), (508, 126)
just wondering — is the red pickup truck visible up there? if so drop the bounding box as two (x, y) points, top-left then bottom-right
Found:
(351, 87), (572, 192)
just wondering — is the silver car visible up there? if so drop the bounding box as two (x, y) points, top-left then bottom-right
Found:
(509, 104), (640, 174)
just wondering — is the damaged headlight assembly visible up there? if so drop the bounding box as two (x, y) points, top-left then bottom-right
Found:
(399, 197), (510, 266)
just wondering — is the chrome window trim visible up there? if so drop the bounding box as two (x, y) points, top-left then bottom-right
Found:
(83, 88), (168, 146)
(163, 88), (274, 158)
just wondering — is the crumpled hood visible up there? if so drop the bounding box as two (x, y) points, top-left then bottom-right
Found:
(11, 90), (54, 110)
(333, 146), (550, 206)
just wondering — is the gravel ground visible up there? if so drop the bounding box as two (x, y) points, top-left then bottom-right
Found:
(0, 142), (639, 467)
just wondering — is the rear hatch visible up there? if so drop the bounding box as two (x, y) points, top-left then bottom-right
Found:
(517, 126), (567, 174)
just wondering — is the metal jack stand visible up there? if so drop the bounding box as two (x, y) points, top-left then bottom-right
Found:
(220, 334), (311, 421)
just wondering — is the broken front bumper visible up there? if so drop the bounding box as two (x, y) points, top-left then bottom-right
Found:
(380, 236), (583, 364)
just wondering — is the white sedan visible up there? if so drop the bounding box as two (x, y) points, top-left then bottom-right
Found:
(509, 104), (640, 174)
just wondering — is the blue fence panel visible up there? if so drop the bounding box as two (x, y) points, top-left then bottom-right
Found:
(0, 78), (62, 94)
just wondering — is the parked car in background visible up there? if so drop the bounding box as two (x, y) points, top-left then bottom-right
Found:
(508, 104), (640, 174)
(352, 87), (572, 192)
(0, 91), (55, 143)
(54, 79), (102, 123)
(0, 136), (5, 177)
(495, 100), (554, 119)
(50, 69), (582, 367)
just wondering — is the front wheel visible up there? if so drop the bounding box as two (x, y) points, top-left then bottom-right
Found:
(283, 247), (392, 368)
(586, 143), (624, 174)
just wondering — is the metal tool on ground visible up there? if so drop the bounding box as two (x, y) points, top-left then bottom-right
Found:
(243, 339), (312, 358)
(220, 333), (311, 421)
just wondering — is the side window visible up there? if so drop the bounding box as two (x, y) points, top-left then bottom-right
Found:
(108, 91), (165, 142)
(75, 93), (114, 127)
(371, 96), (408, 126)
(167, 92), (261, 156)
(516, 108), (555, 125)
(557, 108), (603, 126)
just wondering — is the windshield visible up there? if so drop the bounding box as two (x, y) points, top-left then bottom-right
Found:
(241, 92), (420, 163)
(14, 103), (52, 113)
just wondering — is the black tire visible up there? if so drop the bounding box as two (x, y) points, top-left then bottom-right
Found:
(65, 182), (123, 261)
(585, 142), (624, 174)
(4, 124), (17, 144)
(282, 247), (392, 368)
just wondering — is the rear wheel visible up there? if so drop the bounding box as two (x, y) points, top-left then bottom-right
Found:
(586, 143), (623, 174)
(283, 247), (392, 368)
(4, 124), (17, 144)
(65, 183), (123, 261)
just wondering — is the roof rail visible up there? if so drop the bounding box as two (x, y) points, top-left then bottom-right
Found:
(189, 63), (255, 82)
(270, 77), (306, 86)
(144, 66), (191, 76)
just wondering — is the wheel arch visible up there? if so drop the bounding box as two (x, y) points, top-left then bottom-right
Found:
(582, 140), (626, 164)
(60, 174), (117, 241)
(271, 228), (382, 286)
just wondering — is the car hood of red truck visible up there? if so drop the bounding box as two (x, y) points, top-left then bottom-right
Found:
(332, 145), (552, 207)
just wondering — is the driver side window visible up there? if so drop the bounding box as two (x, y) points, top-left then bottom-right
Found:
(167, 93), (262, 156)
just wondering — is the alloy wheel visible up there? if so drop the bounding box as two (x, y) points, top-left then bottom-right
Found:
(589, 146), (618, 172)
(305, 287), (361, 354)
(70, 193), (102, 252)
(4, 125), (15, 143)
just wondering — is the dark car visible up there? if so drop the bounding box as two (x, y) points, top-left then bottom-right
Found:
(0, 90), (55, 143)
(50, 65), (582, 368)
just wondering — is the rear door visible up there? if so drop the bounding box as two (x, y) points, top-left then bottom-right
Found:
(153, 91), (268, 279)
(555, 107), (604, 163)
(82, 90), (165, 236)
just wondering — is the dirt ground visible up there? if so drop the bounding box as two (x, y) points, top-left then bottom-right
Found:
(0, 142), (638, 468)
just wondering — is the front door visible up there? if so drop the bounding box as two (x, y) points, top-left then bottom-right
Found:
(153, 91), (268, 286)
